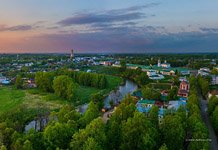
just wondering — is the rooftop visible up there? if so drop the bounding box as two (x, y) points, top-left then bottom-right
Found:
(137, 99), (155, 104)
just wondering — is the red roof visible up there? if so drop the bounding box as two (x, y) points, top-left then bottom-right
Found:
(210, 90), (218, 95)
(155, 101), (164, 107)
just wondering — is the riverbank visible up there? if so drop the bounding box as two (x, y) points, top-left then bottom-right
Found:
(77, 79), (138, 113)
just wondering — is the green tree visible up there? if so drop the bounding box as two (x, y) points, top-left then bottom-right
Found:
(43, 122), (74, 149)
(134, 72), (149, 86)
(120, 60), (127, 72)
(120, 112), (158, 150)
(35, 72), (54, 92)
(212, 106), (218, 134)
(172, 76), (180, 86)
(83, 138), (102, 150)
(188, 121), (209, 150)
(160, 115), (185, 150)
(149, 105), (159, 127)
(15, 75), (23, 89)
(90, 93), (104, 111)
(71, 118), (106, 150)
(208, 96), (218, 115)
(142, 86), (153, 99)
(79, 101), (99, 127)
(167, 87), (178, 101)
(53, 75), (77, 100)
(0, 145), (7, 150)
(99, 75), (107, 89)
(23, 140), (33, 150)
(159, 143), (168, 150)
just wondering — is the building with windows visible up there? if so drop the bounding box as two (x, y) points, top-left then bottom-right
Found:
(178, 81), (190, 98)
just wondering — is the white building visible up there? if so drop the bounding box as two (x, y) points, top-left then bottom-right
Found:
(158, 59), (171, 68)
(0, 76), (7, 83)
(147, 70), (156, 76)
(211, 75), (218, 85)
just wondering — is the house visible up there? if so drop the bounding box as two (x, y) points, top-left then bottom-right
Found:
(147, 70), (164, 80)
(149, 74), (165, 80)
(147, 70), (156, 77)
(155, 101), (164, 108)
(177, 81), (189, 98)
(100, 61), (113, 66)
(168, 100), (187, 110)
(25, 62), (34, 67)
(198, 67), (211, 76)
(0, 76), (7, 83)
(179, 77), (188, 82)
(136, 100), (155, 113)
(211, 75), (218, 85)
(160, 69), (175, 76)
(180, 70), (190, 75)
(161, 90), (169, 96)
(208, 90), (218, 99)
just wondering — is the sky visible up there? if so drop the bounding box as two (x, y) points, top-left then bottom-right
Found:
(0, 0), (218, 53)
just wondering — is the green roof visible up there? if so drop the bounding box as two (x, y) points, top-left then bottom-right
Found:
(161, 95), (167, 101)
(138, 100), (155, 104)
(127, 63), (190, 72)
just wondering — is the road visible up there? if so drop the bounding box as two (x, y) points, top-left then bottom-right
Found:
(102, 109), (114, 123)
(199, 92), (218, 150)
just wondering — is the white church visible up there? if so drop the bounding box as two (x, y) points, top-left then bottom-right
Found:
(157, 59), (171, 68)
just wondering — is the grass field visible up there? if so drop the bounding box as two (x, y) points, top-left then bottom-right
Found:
(0, 87), (25, 114)
(0, 75), (123, 114)
(0, 87), (64, 114)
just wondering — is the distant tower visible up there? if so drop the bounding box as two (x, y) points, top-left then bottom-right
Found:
(17, 54), (19, 60)
(70, 49), (74, 60)
(158, 59), (161, 67)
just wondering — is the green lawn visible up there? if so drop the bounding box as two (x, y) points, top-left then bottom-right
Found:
(74, 86), (101, 105)
(0, 87), (64, 114)
(106, 75), (123, 90)
(0, 87), (25, 114)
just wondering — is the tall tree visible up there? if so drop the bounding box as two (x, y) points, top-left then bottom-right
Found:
(53, 75), (77, 100)
(43, 122), (74, 149)
(160, 115), (185, 150)
(71, 118), (106, 150)
(149, 105), (159, 127)
(15, 75), (23, 89)
(79, 101), (99, 127)
(120, 112), (158, 150)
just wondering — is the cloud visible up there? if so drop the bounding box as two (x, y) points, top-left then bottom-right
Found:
(200, 27), (218, 33)
(58, 4), (158, 26)
(21, 26), (218, 53)
(0, 24), (34, 32)
(58, 12), (145, 26)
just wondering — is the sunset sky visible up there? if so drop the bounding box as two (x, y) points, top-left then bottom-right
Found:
(0, 0), (218, 53)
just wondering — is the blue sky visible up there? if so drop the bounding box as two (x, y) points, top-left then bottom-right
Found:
(0, 0), (218, 53)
